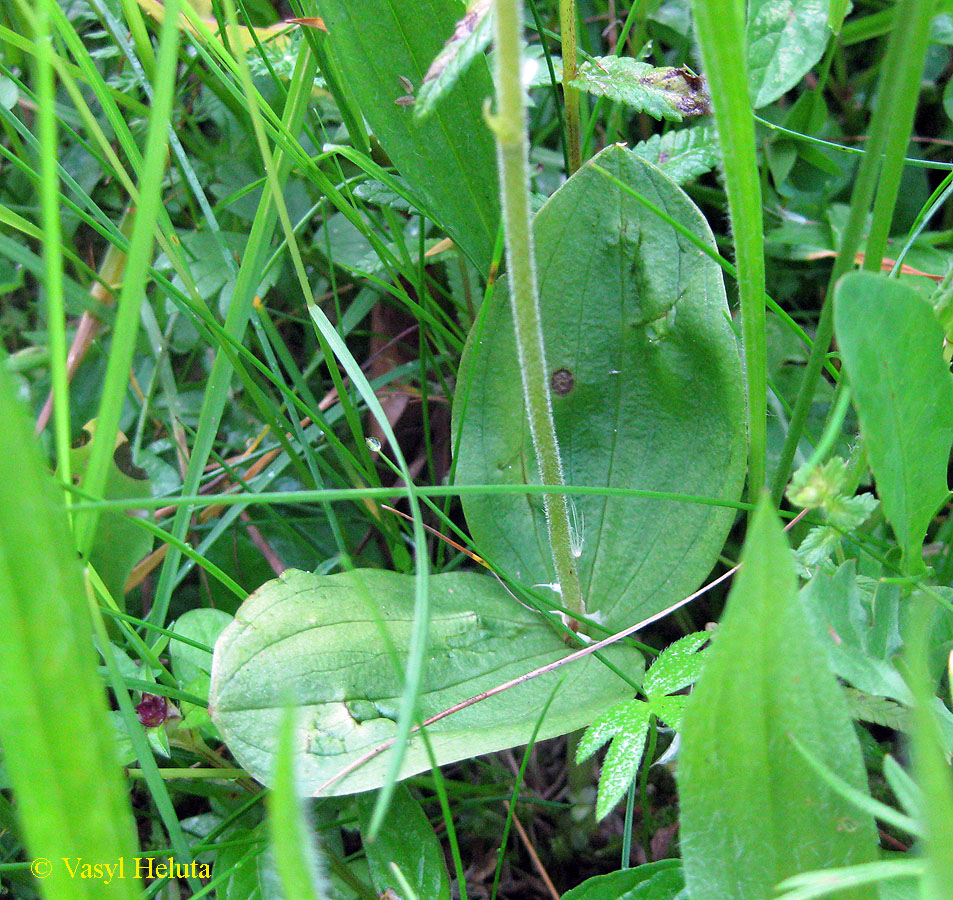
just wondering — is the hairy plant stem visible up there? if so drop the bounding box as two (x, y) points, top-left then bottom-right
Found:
(693, 0), (767, 502)
(491, 0), (584, 624)
(770, 0), (935, 505)
(558, 0), (582, 173)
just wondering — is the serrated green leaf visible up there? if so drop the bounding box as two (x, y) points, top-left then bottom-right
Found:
(576, 700), (651, 763)
(642, 631), (709, 698)
(454, 145), (746, 629)
(570, 57), (711, 122)
(747, 0), (832, 107)
(579, 630), (707, 820)
(577, 698), (657, 820)
(596, 711), (652, 821)
(679, 497), (878, 900)
(630, 125), (719, 185)
(795, 526), (844, 571)
(357, 785), (450, 900)
(843, 688), (908, 731)
(647, 694), (689, 730)
(210, 569), (644, 795)
(834, 272), (953, 571)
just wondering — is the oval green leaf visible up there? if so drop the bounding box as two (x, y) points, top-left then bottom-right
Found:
(747, 0), (832, 108)
(209, 568), (644, 795)
(453, 145), (746, 629)
(834, 271), (953, 571)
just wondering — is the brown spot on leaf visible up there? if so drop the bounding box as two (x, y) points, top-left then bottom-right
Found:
(551, 368), (574, 395)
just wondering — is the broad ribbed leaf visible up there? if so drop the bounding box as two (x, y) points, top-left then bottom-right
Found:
(315, 0), (499, 270)
(454, 145), (746, 629)
(209, 569), (644, 795)
(679, 497), (878, 900)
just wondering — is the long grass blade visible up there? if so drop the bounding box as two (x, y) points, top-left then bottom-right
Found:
(693, 0), (767, 499)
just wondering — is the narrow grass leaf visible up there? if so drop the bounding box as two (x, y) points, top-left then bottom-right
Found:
(153, 46), (316, 626)
(74, 0), (181, 558)
(789, 734), (920, 838)
(906, 593), (953, 900)
(882, 755), (922, 821)
(770, 0), (935, 502)
(775, 860), (923, 900)
(834, 272), (953, 572)
(267, 707), (329, 900)
(694, 0), (767, 496)
(0, 365), (141, 900)
(828, 0), (850, 32)
(679, 496), (878, 900)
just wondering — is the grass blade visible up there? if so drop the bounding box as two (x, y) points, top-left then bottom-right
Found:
(0, 364), (141, 900)
(693, 0), (767, 498)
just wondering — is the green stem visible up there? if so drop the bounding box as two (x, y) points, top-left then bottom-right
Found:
(770, 0), (935, 505)
(863, 0), (936, 271)
(693, 0), (767, 501)
(491, 0), (585, 623)
(558, 0), (581, 173)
